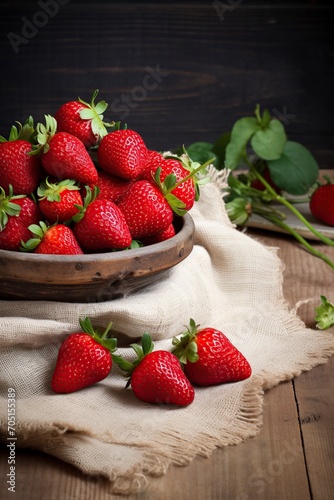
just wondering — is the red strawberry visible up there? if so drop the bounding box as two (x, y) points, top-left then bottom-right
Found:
(172, 319), (252, 386)
(22, 221), (83, 255)
(54, 89), (114, 147)
(37, 178), (83, 223)
(12, 197), (42, 227)
(0, 217), (32, 251)
(140, 149), (166, 181)
(73, 188), (132, 251)
(83, 170), (133, 204)
(140, 222), (175, 245)
(141, 153), (196, 211)
(117, 180), (174, 239)
(98, 128), (148, 180)
(35, 115), (98, 184)
(156, 158), (196, 212)
(0, 116), (42, 195)
(114, 333), (194, 406)
(51, 317), (117, 393)
(310, 179), (334, 226)
(0, 186), (40, 251)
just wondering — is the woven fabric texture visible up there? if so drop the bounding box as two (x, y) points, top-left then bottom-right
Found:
(1, 179), (333, 495)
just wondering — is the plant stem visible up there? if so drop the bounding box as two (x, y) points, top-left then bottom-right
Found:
(249, 164), (334, 247)
(165, 157), (215, 195)
(260, 214), (334, 270)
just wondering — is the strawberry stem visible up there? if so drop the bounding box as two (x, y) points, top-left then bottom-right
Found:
(164, 157), (215, 195)
(79, 317), (117, 352)
(248, 163), (334, 248)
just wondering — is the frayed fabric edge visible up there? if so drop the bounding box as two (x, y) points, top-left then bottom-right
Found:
(6, 376), (266, 496)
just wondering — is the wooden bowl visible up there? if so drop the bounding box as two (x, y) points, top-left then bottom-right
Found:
(0, 214), (194, 303)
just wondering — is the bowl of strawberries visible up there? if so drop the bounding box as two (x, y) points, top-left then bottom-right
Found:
(0, 91), (209, 303)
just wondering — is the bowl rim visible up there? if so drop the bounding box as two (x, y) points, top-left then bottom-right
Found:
(0, 213), (194, 265)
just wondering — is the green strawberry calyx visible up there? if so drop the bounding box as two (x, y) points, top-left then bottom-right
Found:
(154, 152), (215, 216)
(78, 316), (117, 352)
(37, 177), (80, 202)
(314, 295), (334, 330)
(171, 318), (200, 365)
(29, 114), (58, 155)
(71, 185), (99, 223)
(0, 185), (25, 231)
(112, 332), (154, 387)
(78, 89), (116, 140)
(0, 116), (35, 144)
(20, 220), (50, 251)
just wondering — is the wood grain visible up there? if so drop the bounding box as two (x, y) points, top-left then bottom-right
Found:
(0, 2), (333, 166)
(1, 194), (333, 499)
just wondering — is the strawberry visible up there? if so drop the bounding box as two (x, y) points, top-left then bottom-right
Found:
(117, 180), (174, 239)
(34, 115), (98, 184)
(140, 222), (175, 245)
(310, 179), (334, 226)
(0, 186), (41, 251)
(172, 319), (252, 386)
(141, 154), (196, 212)
(155, 158), (196, 212)
(140, 149), (166, 181)
(51, 317), (117, 393)
(114, 333), (195, 406)
(83, 170), (133, 204)
(0, 217), (32, 251)
(97, 128), (148, 180)
(37, 178), (83, 223)
(72, 187), (132, 251)
(0, 118), (41, 195)
(54, 89), (114, 147)
(22, 221), (83, 255)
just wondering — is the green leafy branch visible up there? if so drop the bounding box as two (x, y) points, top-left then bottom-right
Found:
(180, 104), (334, 271)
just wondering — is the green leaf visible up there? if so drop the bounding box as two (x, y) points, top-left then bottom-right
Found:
(211, 131), (231, 169)
(165, 193), (187, 216)
(261, 109), (271, 128)
(315, 295), (334, 330)
(79, 109), (96, 120)
(225, 117), (259, 169)
(267, 141), (319, 195)
(226, 197), (251, 226)
(112, 354), (133, 372)
(163, 173), (177, 192)
(94, 100), (108, 115)
(251, 119), (286, 160)
(186, 142), (218, 168)
(141, 332), (154, 356)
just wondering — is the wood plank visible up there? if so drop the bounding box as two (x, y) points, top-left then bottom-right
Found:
(0, 378), (310, 500)
(252, 212), (334, 500)
(147, 381), (310, 500)
(294, 356), (334, 500)
(1, 3), (333, 166)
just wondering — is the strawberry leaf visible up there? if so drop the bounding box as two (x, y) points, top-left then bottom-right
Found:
(225, 117), (259, 170)
(163, 173), (177, 192)
(79, 109), (96, 120)
(315, 295), (334, 330)
(141, 332), (154, 356)
(267, 141), (319, 195)
(78, 89), (115, 139)
(185, 142), (219, 168)
(251, 119), (287, 161)
(94, 100), (108, 115)
(165, 193), (187, 216)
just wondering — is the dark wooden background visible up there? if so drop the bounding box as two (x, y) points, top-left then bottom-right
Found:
(1, 1), (333, 167)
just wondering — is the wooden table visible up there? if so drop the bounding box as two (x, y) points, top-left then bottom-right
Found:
(1, 206), (333, 500)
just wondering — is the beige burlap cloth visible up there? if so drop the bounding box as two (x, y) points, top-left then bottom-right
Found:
(1, 177), (334, 495)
